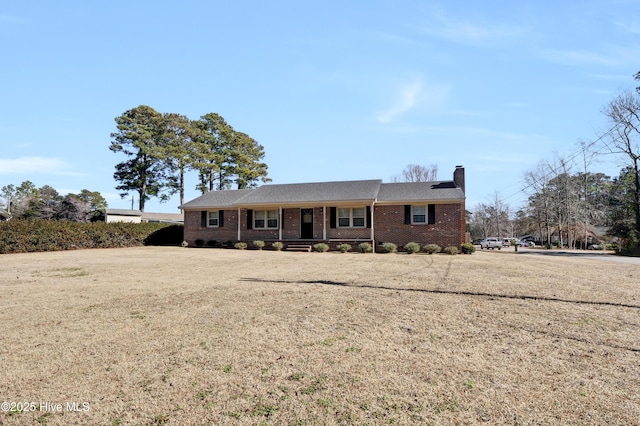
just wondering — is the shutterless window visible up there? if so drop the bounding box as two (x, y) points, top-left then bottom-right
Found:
(207, 210), (219, 227)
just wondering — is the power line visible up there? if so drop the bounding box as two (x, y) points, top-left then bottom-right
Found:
(497, 118), (627, 208)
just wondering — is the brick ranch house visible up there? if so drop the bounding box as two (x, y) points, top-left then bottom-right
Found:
(180, 166), (466, 251)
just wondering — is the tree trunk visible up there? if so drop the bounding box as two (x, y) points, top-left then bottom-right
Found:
(179, 167), (184, 208)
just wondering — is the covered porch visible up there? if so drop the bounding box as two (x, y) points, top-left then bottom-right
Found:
(234, 204), (375, 243)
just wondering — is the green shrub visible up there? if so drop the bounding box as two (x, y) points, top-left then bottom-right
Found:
(272, 241), (284, 251)
(314, 243), (330, 252)
(461, 243), (475, 254)
(234, 242), (247, 250)
(443, 246), (459, 255)
(253, 240), (265, 250)
(422, 244), (441, 254)
(206, 240), (218, 247)
(144, 224), (184, 246)
(381, 242), (397, 253)
(0, 220), (184, 254)
(404, 242), (421, 254)
(195, 239), (205, 247)
(337, 243), (352, 253)
(358, 242), (372, 253)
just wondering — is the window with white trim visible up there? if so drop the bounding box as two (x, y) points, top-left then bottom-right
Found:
(411, 205), (435, 224)
(207, 210), (220, 227)
(338, 207), (366, 228)
(412, 206), (426, 223)
(254, 209), (279, 229)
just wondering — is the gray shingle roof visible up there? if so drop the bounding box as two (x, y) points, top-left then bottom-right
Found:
(180, 189), (252, 209)
(181, 179), (464, 210)
(377, 181), (465, 202)
(235, 180), (382, 206)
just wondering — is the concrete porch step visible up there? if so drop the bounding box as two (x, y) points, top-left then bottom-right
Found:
(286, 244), (312, 252)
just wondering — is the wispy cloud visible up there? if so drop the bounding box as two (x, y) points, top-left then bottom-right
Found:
(0, 156), (68, 174)
(540, 43), (640, 67)
(375, 76), (448, 123)
(539, 48), (620, 66)
(415, 7), (528, 46)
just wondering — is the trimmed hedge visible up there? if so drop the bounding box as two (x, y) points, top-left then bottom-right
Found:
(0, 220), (183, 254)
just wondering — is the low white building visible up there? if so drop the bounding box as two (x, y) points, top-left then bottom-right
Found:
(105, 209), (142, 223)
(104, 209), (184, 224)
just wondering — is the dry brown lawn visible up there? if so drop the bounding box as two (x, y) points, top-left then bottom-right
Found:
(0, 247), (639, 425)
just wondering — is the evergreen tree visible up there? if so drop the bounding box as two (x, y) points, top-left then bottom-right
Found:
(109, 105), (175, 211)
(192, 113), (232, 192)
(161, 112), (196, 207)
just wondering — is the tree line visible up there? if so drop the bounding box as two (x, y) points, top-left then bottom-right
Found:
(469, 72), (640, 252)
(1, 181), (107, 222)
(110, 105), (269, 211)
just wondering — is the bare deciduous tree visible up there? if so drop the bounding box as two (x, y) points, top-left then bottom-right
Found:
(392, 164), (438, 182)
(602, 90), (640, 241)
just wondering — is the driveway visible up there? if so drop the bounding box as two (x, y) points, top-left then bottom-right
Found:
(510, 247), (640, 265)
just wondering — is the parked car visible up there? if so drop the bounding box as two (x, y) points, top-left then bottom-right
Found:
(521, 240), (535, 247)
(503, 238), (522, 247)
(480, 238), (502, 249)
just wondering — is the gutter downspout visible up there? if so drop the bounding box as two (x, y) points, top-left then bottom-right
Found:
(237, 208), (241, 241)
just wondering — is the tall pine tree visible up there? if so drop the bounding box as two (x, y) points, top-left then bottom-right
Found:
(109, 105), (176, 211)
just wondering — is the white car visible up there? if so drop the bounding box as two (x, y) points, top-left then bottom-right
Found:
(480, 238), (502, 249)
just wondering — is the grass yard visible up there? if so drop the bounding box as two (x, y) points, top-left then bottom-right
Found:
(0, 247), (639, 425)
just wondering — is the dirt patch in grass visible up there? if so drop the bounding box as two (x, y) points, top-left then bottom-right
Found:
(1, 247), (639, 425)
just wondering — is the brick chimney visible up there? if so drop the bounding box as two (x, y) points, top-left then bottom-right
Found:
(453, 165), (465, 193)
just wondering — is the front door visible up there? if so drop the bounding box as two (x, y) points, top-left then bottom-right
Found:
(301, 208), (314, 239)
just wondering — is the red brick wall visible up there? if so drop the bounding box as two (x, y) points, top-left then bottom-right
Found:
(239, 208), (279, 241)
(326, 226), (371, 240)
(183, 209), (239, 245)
(282, 208), (300, 239)
(373, 203), (464, 250)
(184, 203), (465, 249)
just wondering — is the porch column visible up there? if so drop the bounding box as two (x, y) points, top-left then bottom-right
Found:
(279, 206), (283, 241)
(237, 208), (241, 241)
(323, 205), (327, 240)
(370, 202), (375, 242)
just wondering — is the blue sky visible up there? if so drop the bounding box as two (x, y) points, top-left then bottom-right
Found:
(1, 0), (638, 213)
